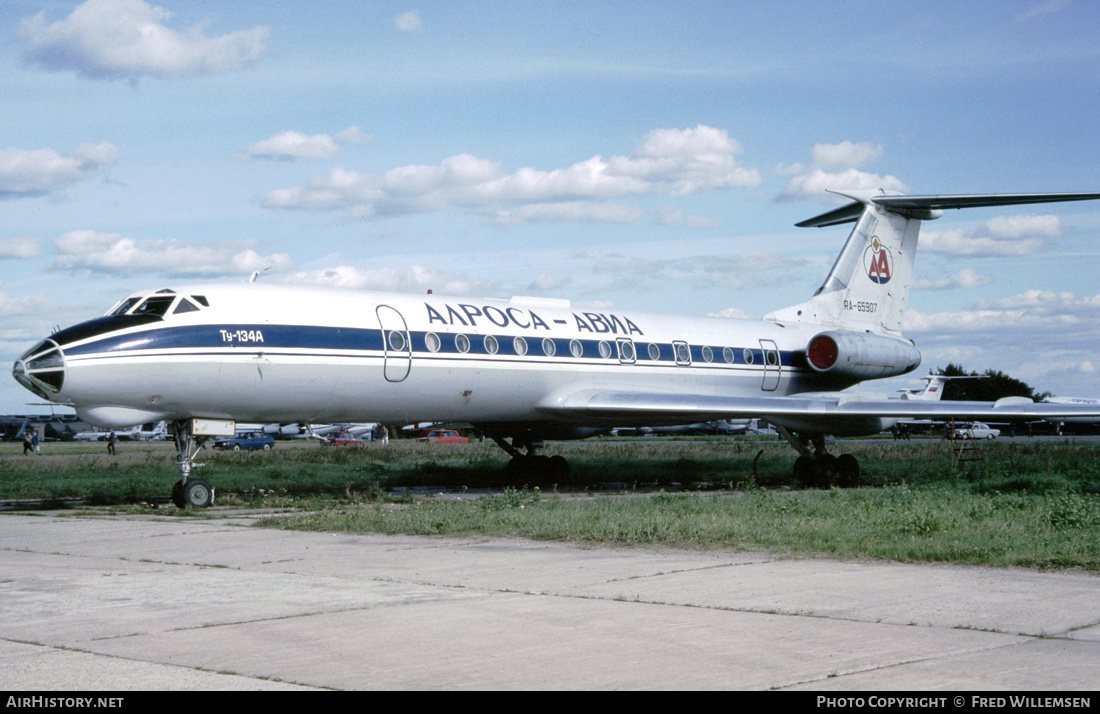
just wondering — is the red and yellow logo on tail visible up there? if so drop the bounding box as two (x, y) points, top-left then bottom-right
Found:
(863, 237), (892, 285)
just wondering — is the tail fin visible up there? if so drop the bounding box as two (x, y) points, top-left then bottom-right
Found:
(900, 374), (985, 401)
(765, 190), (1100, 337)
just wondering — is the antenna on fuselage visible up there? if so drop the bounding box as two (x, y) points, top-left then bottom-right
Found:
(249, 267), (270, 283)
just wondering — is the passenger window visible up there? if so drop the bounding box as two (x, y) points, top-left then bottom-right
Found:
(569, 339), (583, 358)
(455, 334), (470, 353)
(542, 338), (556, 357)
(702, 346), (714, 363)
(617, 339), (635, 364)
(598, 341), (612, 359)
(723, 347), (734, 364)
(425, 333), (441, 352)
(647, 343), (661, 361)
(484, 335), (499, 354)
(514, 336), (528, 356)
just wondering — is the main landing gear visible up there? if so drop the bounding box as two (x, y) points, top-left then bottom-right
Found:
(775, 426), (861, 489)
(487, 432), (571, 483)
(170, 420), (214, 508)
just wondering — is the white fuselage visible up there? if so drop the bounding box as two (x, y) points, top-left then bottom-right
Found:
(26, 283), (863, 429)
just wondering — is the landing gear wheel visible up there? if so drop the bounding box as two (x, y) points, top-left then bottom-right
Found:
(835, 454), (861, 487)
(177, 479), (214, 508)
(547, 454), (570, 481)
(502, 454), (570, 485)
(814, 454), (838, 489)
(793, 456), (815, 487)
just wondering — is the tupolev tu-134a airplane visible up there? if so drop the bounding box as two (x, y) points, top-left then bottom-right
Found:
(14, 189), (1100, 508)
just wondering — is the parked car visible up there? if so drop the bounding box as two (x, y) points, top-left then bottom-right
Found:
(213, 433), (275, 451)
(953, 422), (1001, 440)
(319, 430), (365, 446)
(417, 429), (469, 443)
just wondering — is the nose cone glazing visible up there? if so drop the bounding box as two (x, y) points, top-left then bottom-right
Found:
(12, 340), (65, 400)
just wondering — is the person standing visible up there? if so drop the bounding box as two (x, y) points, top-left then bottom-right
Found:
(31, 430), (40, 455)
(107, 430), (117, 455)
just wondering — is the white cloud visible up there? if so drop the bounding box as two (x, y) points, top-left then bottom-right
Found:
(1016, 0), (1071, 22)
(779, 168), (909, 202)
(487, 202), (646, 226)
(777, 141), (906, 202)
(0, 142), (120, 198)
(590, 252), (803, 294)
(527, 273), (570, 292)
(919, 215), (1061, 257)
(394, 10), (422, 32)
(809, 141), (884, 170)
(280, 265), (494, 296)
(654, 207), (720, 229)
(49, 230), (293, 276)
(263, 125), (761, 224)
(912, 268), (993, 290)
(904, 289), (1100, 335)
(17, 0), (270, 81)
(709, 307), (755, 320)
(0, 236), (42, 260)
(236, 126), (373, 161)
(983, 214), (1063, 239)
(0, 290), (50, 319)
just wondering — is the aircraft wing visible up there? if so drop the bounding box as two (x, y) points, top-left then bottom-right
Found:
(537, 389), (1100, 432)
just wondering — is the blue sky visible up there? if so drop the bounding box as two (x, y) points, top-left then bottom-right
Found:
(2, 0), (1100, 414)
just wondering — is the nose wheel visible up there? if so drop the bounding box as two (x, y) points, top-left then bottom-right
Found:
(170, 420), (214, 508)
(172, 478), (214, 508)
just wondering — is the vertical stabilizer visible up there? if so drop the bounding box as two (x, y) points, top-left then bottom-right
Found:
(765, 190), (1100, 337)
(765, 190), (920, 337)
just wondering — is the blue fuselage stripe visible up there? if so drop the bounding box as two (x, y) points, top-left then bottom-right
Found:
(61, 324), (803, 369)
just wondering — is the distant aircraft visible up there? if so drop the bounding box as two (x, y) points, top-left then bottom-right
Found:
(1040, 396), (1100, 432)
(13, 189), (1100, 507)
(73, 421), (167, 441)
(133, 420), (168, 441)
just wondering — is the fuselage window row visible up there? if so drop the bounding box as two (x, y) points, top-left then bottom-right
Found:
(413, 331), (779, 368)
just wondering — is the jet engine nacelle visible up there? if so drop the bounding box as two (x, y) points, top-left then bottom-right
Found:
(805, 331), (921, 380)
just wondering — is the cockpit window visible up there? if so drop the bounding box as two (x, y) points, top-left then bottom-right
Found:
(173, 299), (199, 314)
(191, 295), (209, 307)
(131, 296), (176, 317)
(108, 297), (142, 316)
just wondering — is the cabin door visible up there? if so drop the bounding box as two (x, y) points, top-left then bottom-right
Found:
(376, 305), (411, 382)
(759, 339), (781, 392)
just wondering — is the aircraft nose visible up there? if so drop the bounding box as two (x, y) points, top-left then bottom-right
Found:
(12, 339), (66, 400)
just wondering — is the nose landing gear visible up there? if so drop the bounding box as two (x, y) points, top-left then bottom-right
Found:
(170, 419), (217, 508)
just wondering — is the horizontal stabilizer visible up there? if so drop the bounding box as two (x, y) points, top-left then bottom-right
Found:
(797, 191), (1100, 228)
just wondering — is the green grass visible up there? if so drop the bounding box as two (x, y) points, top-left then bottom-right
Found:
(266, 485), (1100, 570)
(2, 437), (1099, 570)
